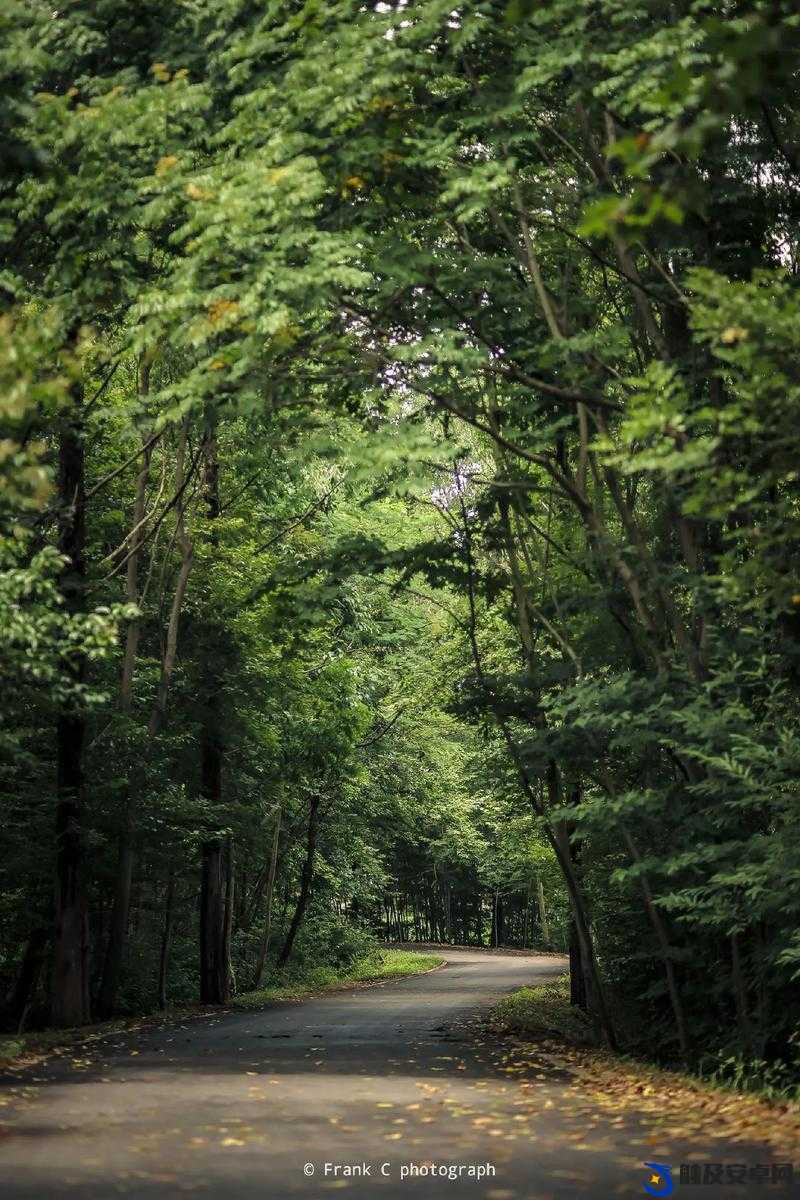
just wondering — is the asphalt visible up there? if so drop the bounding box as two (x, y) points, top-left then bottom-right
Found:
(0, 949), (793, 1199)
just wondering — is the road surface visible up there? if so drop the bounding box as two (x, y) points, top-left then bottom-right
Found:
(0, 949), (793, 1198)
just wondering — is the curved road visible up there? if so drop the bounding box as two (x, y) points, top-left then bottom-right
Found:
(0, 949), (791, 1198)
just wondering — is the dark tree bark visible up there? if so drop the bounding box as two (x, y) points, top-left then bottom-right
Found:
(222, 836), (234, 999)
(278, 795), (321, 968)
(4, 928), (48, 1032)
(97, 833), (133, 1019)
(560, 805), (591, 1013)
(200, 839), (226, 1003)
(251, 805), (282, 989)
(198, 730), (229, 1005)
(569, 918), (588, 1010)
(199, 733), (228, 1004)
(52, 387), (91, 1028)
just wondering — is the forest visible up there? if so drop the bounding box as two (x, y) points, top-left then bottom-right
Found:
(1, 0), (799, 1104)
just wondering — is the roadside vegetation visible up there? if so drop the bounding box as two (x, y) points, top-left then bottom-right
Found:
(496, 976), (800, 1109)
(232, 948), (443, 1010)
(494, 975), (594, 1047)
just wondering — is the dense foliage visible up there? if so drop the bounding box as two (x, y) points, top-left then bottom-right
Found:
(1, 0), (799, 1094)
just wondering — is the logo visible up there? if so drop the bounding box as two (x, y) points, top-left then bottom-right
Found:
(643, 1162), (674, 1197)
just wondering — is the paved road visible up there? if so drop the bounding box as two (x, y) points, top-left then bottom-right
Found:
(0, 949), (793, 1199)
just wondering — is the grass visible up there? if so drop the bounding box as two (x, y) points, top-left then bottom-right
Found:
(492, 972), (595, 1045)
(232, 948), (443, 1010)
(0, 1036), (25, 1062)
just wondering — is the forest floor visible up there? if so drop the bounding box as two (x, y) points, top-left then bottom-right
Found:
(0, 948), (798, 1198)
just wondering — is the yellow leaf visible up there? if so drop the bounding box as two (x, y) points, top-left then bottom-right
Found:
(720, 325), (748, 345)
(207, 298), (240, 324)
(155, 155), (179, 177)
(186, 182), (213, 201)
(220, 1137), (246, 1147)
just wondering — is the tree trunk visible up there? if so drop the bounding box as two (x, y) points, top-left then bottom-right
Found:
(119, 368), (152, 705)
(222, 837), (234, 1000)
(198, 422), (228, 1005)
(200, 840), (225, 1003)
(5, 928), (48, 1032)
(52, 386), (91, 1028)
(536, 874), (550, 944)
(149, 423), (193, 735)
(411, 896), (421, 942)
(97, 831), (133, 1019)
(278, 794), (320, 968)
(198, 685), (226, 1003)
(568, 918), (588, 1009)
(553, 782), (615, 1046)
(252, 805), (282, 989)
(157, 871), (175, 1010)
